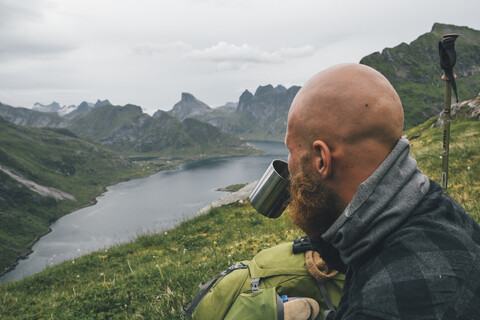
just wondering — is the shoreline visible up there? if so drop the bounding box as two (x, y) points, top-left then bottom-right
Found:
(0, 152), (261, 281)
(0, 160), (180, 279)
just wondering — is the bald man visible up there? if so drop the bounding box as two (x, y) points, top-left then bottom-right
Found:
(286, 63), (480, 319)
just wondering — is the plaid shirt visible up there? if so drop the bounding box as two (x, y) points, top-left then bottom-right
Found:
(335, 181), (480, 319)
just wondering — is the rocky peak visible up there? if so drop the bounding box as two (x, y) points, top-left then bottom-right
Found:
(33, 101), (61, 113)
(94, 99), (111, 108)
(180, 92), (197, 103)
(235, 84), (300, 120)
(254, 84), (275, 96)
(435, 97), (480, 127)
(122, 104), (143, 114)
(168, 93), (212, 121)
(152, 109), (168, 119)
(236, 90), (253, 113)
(77, 101), (91, 110)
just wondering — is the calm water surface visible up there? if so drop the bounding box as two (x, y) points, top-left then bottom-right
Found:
(1, 141), (288, 283)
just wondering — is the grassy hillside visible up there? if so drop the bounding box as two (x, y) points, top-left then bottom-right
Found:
(404, 98), (480, 218)
(0, 118), (164, 274)
(361, 23), (480, 130)
(0, 110), (478, 319)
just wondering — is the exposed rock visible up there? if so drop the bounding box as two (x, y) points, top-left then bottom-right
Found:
(33, 102), (61, 113)
(435, 97), (480, 127)
(167, 92), (212, 121)
(94, 99), (111, 108)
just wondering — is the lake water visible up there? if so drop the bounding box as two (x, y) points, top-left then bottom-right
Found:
(0, 141), (288, 283)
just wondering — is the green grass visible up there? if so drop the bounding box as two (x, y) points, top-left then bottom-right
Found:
(216, 183), (248, 192)
(405, 104), (480, 220)
(0, 202), (302, 319)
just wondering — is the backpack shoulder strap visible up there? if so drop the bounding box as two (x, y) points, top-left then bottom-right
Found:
(317, 281), (336, 320)
(181, 263), (248, 318)
(305, 250), (339, 320)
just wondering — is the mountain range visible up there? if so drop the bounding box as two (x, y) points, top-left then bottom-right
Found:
(147, 23), (480, 139)
(154, 84), (300, 141)
(32, 99), (112, 118)
(67, 104), (258, 157)
(1, 23), (479, 145)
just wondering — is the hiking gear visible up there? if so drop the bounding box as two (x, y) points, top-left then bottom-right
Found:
(439, 34), (459, 102)
(249, 159), (290, 218)
(320, 138), (480, 318)
(182, 239), (344, 320)
(439, 34), (459, 192)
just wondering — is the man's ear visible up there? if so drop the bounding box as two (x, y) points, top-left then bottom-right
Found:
(312, 140), (332, 179)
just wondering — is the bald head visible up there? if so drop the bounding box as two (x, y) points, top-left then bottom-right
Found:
(288, 63), (403, 149)
(286, 63), (404, 208)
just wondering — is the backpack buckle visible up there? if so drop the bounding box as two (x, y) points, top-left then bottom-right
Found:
(292, 236), (313, 254)
(251, 278), (260, 292)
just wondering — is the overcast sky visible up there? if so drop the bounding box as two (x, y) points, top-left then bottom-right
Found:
(1, 0), (479, 114)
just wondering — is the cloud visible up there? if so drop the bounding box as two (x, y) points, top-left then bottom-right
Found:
(186, 42), (315, 68)
(278, 45), (315, 58)
(132, 41), (192, 55)
(0, 1), (42, 27)
(0, 37), (75, 63)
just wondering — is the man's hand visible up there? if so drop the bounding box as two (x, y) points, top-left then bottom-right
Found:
(284, 297), (320, 320)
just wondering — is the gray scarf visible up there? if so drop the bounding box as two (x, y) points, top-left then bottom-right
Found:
(321, 138), (431, 266)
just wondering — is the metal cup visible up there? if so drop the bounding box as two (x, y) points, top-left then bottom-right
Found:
(249, 159), (290, 218)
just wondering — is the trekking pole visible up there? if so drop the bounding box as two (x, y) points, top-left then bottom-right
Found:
(438, 34), (459, 193)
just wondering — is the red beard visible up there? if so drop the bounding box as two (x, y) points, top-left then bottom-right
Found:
(288, 156), (341, 238)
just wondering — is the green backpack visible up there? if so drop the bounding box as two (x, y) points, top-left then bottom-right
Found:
(182, 238), (345, 320)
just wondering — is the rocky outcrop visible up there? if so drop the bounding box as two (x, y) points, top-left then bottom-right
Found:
(236, 84), (299, 120)
(165, 92), (212, 121)
(435, 96), (480, 127)
(229, 84), (300, 141)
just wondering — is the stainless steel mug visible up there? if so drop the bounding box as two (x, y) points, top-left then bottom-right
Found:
(249, 159), (290, 218)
